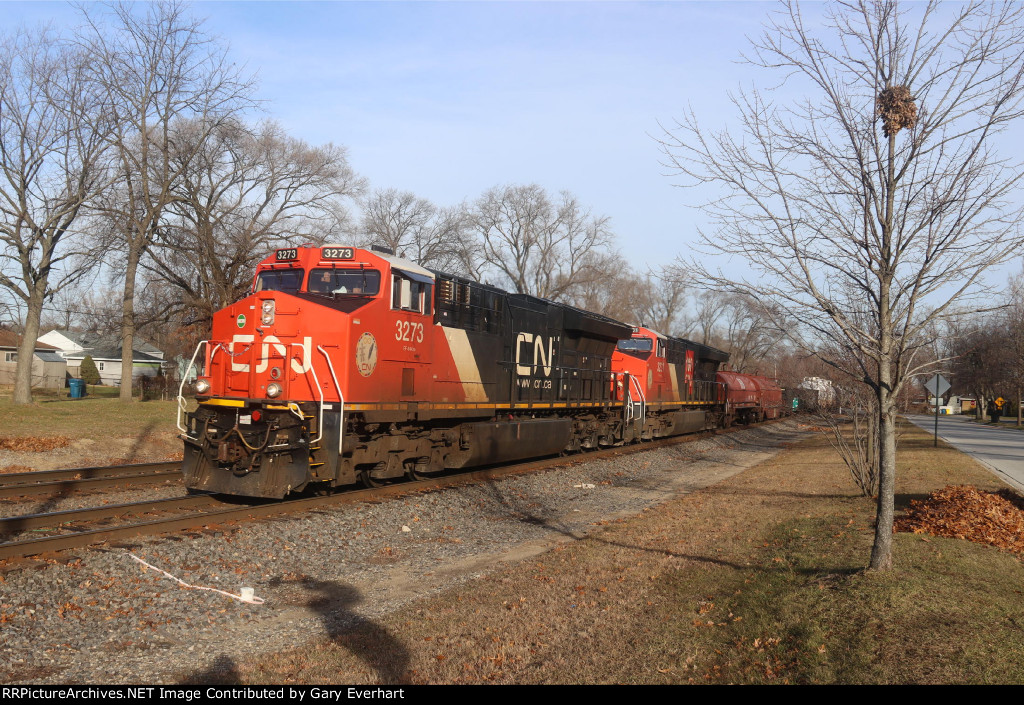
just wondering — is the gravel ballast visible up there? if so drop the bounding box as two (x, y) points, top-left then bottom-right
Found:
(0, 421), (807, 684)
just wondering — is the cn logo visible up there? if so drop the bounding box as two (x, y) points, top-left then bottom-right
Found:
(230, 334), (311, 374)
(515, 332), (556, 377)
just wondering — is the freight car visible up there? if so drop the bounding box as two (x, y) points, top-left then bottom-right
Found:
(176, 245), (771, 498)
(716, 371), (783, 425)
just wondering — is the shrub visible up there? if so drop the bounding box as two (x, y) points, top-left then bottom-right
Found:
(80, 355), (101, 385)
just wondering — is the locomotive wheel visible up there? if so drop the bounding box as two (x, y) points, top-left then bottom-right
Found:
(359, 468), (384, 488)
(405, 459), (427, 482)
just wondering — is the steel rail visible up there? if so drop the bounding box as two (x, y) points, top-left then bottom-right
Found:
(0, 461), (182, 498)
(0, 471), (183, 499)
(0, 420), (790, 561)
(0, 494), (222, 535)
(0, 461), (181, 486)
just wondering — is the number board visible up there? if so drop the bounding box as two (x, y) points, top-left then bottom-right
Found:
(275, 248), (298, 261)
(322, 247), (355, 260)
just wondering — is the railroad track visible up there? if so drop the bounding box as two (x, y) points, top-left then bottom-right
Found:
(0, 460), (182, 498)
(0, 421), (786, 562)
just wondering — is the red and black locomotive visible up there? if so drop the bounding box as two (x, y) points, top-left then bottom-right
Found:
(178, 245), (775, 498)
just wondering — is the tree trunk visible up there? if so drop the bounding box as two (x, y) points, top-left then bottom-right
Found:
(119, 245), (140, 402)
(12, 284), (47, 405)
(870, 384), (896, 571)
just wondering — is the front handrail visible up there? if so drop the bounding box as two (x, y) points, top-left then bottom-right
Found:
(621, 373), (646, 426)
(628, 373), (646, 428)
(318, 345), (345, 455)
(293, 342), (324, 445)
(176, 340), (210, 434)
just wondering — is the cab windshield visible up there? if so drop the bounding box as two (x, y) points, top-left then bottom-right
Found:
(308, 268), (381, 296)
(617, 337), (653, 353)
(255, 269), (305, 293)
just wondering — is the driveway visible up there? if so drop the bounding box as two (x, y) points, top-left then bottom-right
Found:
(905, 413), (1024, 493)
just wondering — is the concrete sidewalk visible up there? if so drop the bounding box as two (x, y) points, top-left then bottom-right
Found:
(906, 414), (1024, 493)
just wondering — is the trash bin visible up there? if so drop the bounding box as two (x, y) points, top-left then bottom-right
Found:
(69, 378), (85, 399)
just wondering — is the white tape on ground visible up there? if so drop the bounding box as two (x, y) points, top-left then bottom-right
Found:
(128, 552), (265, 605)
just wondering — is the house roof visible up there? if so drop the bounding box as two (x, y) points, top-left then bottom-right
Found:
(43, 329), (86, 347)
(44, 329), (164, 362)
(0, 329), (60, 351)
(34, 351), (66, 363)
(78, 346), (164, 364)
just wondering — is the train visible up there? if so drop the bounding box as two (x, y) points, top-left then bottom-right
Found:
(177, 244), (783, 498)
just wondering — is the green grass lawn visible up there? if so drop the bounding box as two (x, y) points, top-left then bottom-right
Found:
(0, 387), (181, 443)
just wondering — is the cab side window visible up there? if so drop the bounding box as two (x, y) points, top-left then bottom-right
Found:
(391, 273), (432, 315)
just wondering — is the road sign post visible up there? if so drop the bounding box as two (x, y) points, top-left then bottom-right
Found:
(923, 374), (951, 447)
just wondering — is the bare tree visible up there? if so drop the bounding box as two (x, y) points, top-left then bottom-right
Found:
(570, 263), (690, 334)
(950, 324), (1007, 416)
(659, 0), (1024, 569)
(360, 188), (471, 274)
(687, 290), (784, 371)
(569, 262), (640, 323)
(0, 27), (109, 404)
(146, 118), (364, 329)
(73, 284), (129, 338)
(633, 267), (692, 336)
(692, 289), (731, 347)
(78, 0), (256, 400)
(948, 294), (1022, 423)
(472, 184), (616, 301)
(819, 382), (880, 496)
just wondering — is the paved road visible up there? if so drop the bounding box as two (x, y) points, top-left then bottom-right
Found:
(906, 414), (1024, 492)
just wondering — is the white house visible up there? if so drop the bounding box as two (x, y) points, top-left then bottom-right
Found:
(38, 329), (165, 385)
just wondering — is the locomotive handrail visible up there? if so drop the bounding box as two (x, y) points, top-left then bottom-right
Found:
(176, 340), (210, 434)
(621, 372), (633, 423)
(317, 345), (345, 455)
(625, 373), (646, 428)
(292, 342), (325, 445)
(208, 343), (228, 399)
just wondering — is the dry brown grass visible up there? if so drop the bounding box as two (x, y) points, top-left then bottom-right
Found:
(0, 436), (71, 452)
(0, 396), (182, 467)
(221, 420), (1024, 684)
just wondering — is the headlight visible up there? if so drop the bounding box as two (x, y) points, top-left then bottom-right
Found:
(195, 378), (210, 394)
(261, 299), (275, 325)
(266, 382), (282, 398)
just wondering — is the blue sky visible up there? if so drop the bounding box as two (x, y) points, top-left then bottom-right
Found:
(8, 0), (1020, 290)
(202, 0), (768, 273)
(11, 0), (771, 273)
